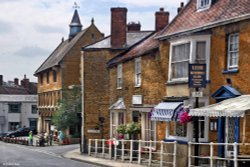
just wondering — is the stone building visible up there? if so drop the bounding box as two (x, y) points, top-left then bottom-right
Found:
(106, 8), (169, 144)
(80, 7), (153, 150)
(0, 75), (38, 134)
(34, 8), (104, 134)
(155, 0), (250, 165)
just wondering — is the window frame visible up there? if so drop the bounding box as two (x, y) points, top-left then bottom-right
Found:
(8, 103), (21, 113)
(46, 71), (50, 84)
(197, 0), (212, 11)
(168, 35), (211, 83)
(31, 105), (37, 114)
(9, 122), (21, 131)
(227, 33), (239, 70)
(40, 74), (43, 85)
(117, 64), (123, 89)
(110, 110), (126, 139)
(134, 57), (141, 87)
(53, 70), (57, 83)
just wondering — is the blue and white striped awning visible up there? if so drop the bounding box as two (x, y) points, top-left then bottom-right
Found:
(151, 102), (183, 121)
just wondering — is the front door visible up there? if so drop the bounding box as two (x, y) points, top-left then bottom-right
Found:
(225, 117), (239, 157)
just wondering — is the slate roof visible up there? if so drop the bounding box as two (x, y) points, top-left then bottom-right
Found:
(84, 31), (153, 50)
(158, 0), (250, 39)
(0, 82), (37, 95)
(107, 32), (159, 67)
(70, 9), (82, 26)
(35, 27), (88, 74)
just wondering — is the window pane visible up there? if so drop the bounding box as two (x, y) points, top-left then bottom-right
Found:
(196, 41), (206, 64)
(175, 122), (187, 137)
(228, 34), (239, 69)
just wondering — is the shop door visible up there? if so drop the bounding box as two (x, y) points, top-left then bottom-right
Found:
(225, 117), (239, 157)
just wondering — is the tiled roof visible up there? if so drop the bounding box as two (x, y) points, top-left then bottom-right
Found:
(84, 31), (153, 49)
(158, 0), (250, 38)
(0, 83), (37, 95)
(107, 32), (158, 67)
(35, 27), (88, 74)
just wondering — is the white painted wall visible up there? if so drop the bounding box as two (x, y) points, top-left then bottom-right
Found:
(0, 95), (38, 134)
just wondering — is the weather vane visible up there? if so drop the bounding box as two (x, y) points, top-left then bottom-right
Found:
(73, 2), (80, 9)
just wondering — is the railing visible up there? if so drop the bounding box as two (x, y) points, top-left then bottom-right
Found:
(88, 139), (177, 167)
(188, 142), (250, 167)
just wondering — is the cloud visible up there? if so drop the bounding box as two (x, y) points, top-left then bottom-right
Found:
(0, 20), (13, 34)
(34, 24), (65, 34)
(14, 46), (50, 57)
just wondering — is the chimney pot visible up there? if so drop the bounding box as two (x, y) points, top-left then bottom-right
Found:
(14, 78), (19, 85)
(178, 2), (185, 13)
(111, 7), (127, 49)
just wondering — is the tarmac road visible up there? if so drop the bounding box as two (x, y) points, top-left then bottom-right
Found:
(0, 141), (100, 167)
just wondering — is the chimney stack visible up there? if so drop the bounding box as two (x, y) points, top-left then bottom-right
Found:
(21, 74), (29, 88)
(0, 75), (3, 86)
(177, 2), (184, 13)
(155, 8), (169, 32)
(111, 7), (127, 49)
(14, 78), (19, 86)
(127, 22), (141, 32)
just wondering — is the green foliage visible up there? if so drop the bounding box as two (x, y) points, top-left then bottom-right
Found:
(52, 86), (81, 131)
(117, 122), (141, 135)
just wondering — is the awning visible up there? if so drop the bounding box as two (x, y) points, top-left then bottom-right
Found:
(109, 98), (126, 110)
(151, 102), (183, 121)
(189, 95), (250, 117)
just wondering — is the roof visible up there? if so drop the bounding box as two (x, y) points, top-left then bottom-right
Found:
(107, 32), (158, 67)
(84, 31), (152, 50)
(189, 95), (250, 117)
(70, 9), (82, 26)
(212, 85), (241, 100)
(158, 0), (250, 39)
(35, 27), (88, 74)
(0, 83), (37, 95)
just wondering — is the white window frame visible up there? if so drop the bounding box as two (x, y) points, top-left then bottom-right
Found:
(197, 0), (212, 11)
(117, 64), (123, 89)
(168, 35), (211, 83)
(134, 57), (141, 87)
(110, 110), (126, 139)
(165, 98), (209, 142)
(141, 112), (156, 142)
(227, 33), (239, 70)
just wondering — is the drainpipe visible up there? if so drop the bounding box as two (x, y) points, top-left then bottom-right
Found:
(81, 50), (86, 153)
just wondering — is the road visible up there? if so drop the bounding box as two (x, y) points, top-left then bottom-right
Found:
(0, 142), (100, 167)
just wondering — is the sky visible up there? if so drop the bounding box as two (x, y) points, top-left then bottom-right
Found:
(0, 0), (187, 82)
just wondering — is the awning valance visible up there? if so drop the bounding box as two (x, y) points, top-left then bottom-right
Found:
(189, 95), (250, 117)
(151, 102), (183, 121)
(109, 98), (126, 110)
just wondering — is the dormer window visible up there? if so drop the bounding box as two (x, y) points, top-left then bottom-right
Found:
(197, 0), (211, 10)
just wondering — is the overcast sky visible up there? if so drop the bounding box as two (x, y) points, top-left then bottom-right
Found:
(0, 0), (186, 82)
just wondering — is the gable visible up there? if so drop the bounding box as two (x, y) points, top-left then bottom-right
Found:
(158, 0), (250, 39)
(212, 85), (241, 100)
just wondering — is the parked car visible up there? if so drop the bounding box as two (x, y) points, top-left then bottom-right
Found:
(6, 127), (37, 138)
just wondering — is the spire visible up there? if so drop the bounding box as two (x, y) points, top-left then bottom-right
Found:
(69, 3), (82, 39)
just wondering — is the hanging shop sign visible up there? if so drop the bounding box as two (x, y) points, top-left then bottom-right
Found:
(189, 64), (206, 88)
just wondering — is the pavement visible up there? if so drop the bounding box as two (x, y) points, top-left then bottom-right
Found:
(63, 148), (146, 167)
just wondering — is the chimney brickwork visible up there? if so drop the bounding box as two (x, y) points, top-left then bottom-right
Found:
(127, 22), (141, 32)
(155, 8), (169, 32)
(111, 7), (127, 49)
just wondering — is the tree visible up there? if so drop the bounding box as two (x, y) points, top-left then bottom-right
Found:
(52, 86), (81, 131)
